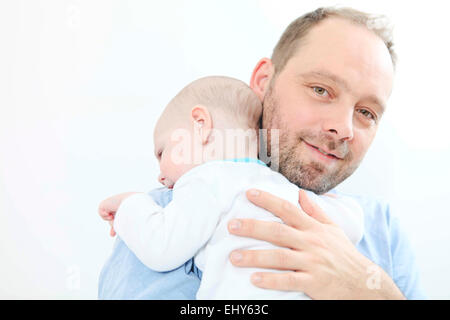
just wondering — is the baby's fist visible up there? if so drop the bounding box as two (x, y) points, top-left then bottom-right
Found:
(98, 192), (142, 236)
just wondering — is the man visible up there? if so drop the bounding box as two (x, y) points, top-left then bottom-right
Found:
(98, 7), (425, 299)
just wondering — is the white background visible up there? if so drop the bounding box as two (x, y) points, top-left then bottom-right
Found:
(0, 0), (449, 299)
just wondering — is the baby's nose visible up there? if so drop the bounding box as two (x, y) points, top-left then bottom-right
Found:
(158, 174), (166, 185)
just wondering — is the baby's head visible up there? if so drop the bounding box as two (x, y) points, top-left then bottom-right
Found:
(153, 76), (262, 189)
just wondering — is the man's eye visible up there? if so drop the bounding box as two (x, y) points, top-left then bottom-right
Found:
(358, 109), (376, 121)
(157, 150), (162, 159)
(312, 86), (329, 97)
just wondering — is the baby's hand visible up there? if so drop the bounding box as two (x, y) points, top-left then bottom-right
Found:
(98, 192), (142, 237)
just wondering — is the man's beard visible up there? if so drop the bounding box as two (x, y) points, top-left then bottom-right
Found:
(261, 85), (361, 195)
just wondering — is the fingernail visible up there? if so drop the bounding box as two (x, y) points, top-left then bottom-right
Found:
(249, 189), (260, 197)
(230, 251), (243, 262)
(251, 274), (262, 283)
(229, 219), (241, 230)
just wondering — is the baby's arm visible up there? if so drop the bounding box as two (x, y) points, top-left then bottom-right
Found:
(113, 176), (222, 272)
(98, 192), (142, 236)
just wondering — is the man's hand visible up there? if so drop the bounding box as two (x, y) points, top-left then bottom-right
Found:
(227, 189), (406, 300)
(98, 192), (142, 237)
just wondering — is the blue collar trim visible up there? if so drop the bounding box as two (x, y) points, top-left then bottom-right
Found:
(222, 157), (267, 166)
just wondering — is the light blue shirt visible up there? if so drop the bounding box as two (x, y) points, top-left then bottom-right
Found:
(98, 163), (426, 299)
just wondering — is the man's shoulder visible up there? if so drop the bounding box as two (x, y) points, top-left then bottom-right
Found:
(331, 190), (396, 263)
(332, 189), (393, 226)
(332, 190), (426, 299)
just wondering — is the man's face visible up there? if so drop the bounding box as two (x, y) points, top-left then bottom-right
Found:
(262, 18), (394, 194)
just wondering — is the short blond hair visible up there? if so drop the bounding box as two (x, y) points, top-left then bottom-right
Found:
(271, 6), (396, 75)
(163, 76), (262, 130)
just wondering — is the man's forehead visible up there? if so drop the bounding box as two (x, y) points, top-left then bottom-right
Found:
(289, 17), (394, 71)
(282, 18), (394, 106)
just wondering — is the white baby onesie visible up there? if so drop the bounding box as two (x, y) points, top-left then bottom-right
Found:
(114, 160), (364, 300)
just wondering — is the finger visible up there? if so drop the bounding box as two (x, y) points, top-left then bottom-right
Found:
(323, 192), (337, 198)
(246, 189), (314, 229)
(99, 208), (113, 220)
(250, 271), (311, 293)
(229, 249), (308, 271)
(228, 219), (306, 250)
(298, 189), (334, 225)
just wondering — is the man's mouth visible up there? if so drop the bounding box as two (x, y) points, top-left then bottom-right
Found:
(302, 139), (343, 160)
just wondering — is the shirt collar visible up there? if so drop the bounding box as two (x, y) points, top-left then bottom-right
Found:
(222, 158), (267, 166)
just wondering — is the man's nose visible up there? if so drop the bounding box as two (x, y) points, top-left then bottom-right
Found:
(321, 106), (354, 141)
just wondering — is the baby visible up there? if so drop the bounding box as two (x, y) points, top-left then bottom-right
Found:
(99, 76), (364, 299)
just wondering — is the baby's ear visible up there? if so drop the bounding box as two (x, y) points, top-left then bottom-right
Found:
(191, 104), (212, 144)
(191, 104), (208, 123)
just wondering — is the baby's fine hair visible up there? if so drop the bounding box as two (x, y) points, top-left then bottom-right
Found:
(166, 76), (262, 130)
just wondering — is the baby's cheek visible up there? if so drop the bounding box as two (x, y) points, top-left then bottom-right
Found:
(175, 162), (193, 182)
(160, 159), (176, 181)
(177, 163), (192, 180)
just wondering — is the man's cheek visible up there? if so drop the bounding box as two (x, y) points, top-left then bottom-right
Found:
(290, 108), (316, 126)
(348, 140), (366, 164)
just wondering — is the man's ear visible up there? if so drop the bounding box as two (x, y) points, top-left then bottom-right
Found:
(191, 105), (213, 144)
(249, 58), (274, 102)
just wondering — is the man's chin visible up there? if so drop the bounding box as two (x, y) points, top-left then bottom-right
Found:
(278, 144), (352, 194)
(280, 161), (340, 194)
(298, 176), (333, 195)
